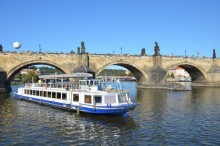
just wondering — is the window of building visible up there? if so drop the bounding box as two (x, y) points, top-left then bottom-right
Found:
(73, 94), (79, 102)
(84, 95), (91, 104)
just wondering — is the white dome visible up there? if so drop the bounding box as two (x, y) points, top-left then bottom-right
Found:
(13, 42), (21, 49)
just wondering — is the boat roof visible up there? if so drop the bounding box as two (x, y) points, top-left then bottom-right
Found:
(39, 73), (93, 79)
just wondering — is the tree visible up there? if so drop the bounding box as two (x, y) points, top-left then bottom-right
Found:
(127, 72), (133, 77)
(167, 73), (171, 78)
(39, 66), (62, 75)
(171, 72), (175, 78)
(99, 69), (128, 76)
(14, 73), (22, 80)
(28, 65), (37, 70)
(22, 71), (39, 83)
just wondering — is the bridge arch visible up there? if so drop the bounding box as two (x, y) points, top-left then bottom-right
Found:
(7, 60), (66, 81)
(96, 61), (147, 83)
(167, 62), (208, 83)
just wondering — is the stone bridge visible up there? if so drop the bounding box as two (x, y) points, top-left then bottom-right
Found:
(1, 51), (220, 92)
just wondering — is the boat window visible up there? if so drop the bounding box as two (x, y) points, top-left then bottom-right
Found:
(94, 96), (102, 104)
(33, 90), (36, 95)
(44, 91), (47, 97)
(26, 89), (28, 94)
(40, 91), (43, 96)
(80, 81), (87, 85)
(62, 93), (67, 100)
(36, 91), (39, 96)
(57, 93), (61, 99)
(25, 89), (28, 94)
(84, 95), (91, 104)
(121, 93), (128, 102)
(48, 92), (51, 98)
(94, 81), (99, 85)
(73, 94), (79, 102)
(52, 92), (56, 99)
(118, 95), (123, 103)
(30, 90), (32, 95)
(104, 94), (116, 104)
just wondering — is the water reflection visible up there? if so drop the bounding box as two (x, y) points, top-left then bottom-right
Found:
(133, 88), (220, 145)
(0, 93), (139, 145)
(0, 83), (220, 145)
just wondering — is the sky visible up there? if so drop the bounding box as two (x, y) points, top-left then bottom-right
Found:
(0, 0), (220, 57)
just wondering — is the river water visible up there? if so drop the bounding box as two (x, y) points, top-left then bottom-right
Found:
(0, 82), (220, 145)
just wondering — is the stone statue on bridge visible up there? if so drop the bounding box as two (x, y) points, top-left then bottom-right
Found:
(77, 47), (80, 54)
(154, 41), (160, 56)
(81, 41), (86, 53)
(0, 44), (2, 52)
(213, 49), (216, 59)
(141, 48), (146, 56)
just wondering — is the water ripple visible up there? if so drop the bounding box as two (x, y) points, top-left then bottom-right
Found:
(0, 84), (220, 145)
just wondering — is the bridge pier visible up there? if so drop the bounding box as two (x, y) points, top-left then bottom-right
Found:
(0, 71), (11, 93)
(137, 60), (168, 89)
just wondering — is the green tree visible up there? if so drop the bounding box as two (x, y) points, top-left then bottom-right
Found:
(14, 73), (22, 80)
(99, 69), (128, 76)
(127, 71), (133, 77)
(171, 72), (175, 78)
(39, 66), (62, 74)
(28, 65), (37, 70)
(22, 71), (39, 83)
(167, 73), (171, 78)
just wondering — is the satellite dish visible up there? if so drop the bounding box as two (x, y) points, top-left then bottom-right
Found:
(13, 41), (21, 49)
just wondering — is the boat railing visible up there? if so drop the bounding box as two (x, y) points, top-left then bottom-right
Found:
(24, 82), (126, 93)
(24, 83), (79, 90)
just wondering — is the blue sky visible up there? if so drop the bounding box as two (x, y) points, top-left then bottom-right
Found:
(1, 0), (220, 57)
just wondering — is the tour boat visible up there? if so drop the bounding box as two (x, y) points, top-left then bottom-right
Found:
(14, 73), (137, 116)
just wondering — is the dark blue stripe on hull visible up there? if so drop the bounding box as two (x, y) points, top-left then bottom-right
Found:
(74, 105), (129, 116)
(14, 93), (136, 116)
(14, 93), (72, 110)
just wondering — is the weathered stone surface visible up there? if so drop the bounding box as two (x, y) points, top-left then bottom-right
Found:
(149, 66), (167, 83)
(1, 52), (220, 90)
(209, 64), (220, 73)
